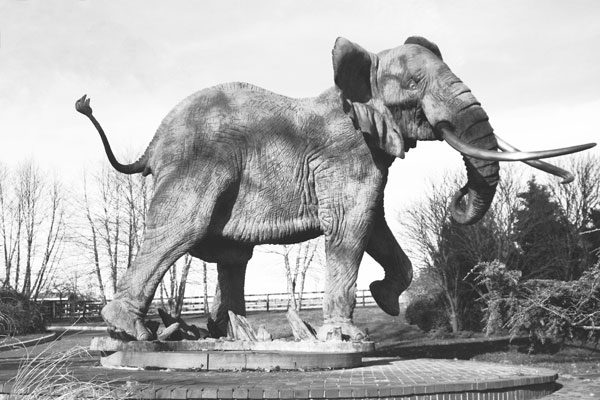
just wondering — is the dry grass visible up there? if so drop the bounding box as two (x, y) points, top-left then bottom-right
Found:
(8, 334), (146, 399)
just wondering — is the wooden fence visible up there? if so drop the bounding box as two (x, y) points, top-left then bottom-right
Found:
(37, 290), (384, 321)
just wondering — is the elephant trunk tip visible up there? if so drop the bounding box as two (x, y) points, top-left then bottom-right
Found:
(449, 184), (493, 225)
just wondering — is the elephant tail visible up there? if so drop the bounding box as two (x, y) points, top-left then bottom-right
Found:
(75, 95), (151, 176)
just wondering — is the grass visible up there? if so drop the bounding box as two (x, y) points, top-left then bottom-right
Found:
(182, 305), (422, 342)
(5, 331), (146, 399)
(473, 342), (600, 376)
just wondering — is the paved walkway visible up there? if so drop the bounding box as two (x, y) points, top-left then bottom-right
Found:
(2, 331), (598, 399)
(0, 356), (558, 399)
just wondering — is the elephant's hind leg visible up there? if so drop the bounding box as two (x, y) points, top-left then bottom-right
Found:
(366, 216), (413, 316)
(101, 223), (197, 340)
(101, 179), (221, 341)
(190, 241), (254, 338)
(208, 259), (250, 338)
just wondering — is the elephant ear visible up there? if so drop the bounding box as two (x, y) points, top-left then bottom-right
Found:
(349, 100), (405, 159)
(333, 38), (405, 158)
(332, 37), (374, 103)
(404, 36), (443, 60)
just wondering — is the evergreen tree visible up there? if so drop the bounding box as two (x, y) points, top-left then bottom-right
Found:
(512, 178), (582, 280)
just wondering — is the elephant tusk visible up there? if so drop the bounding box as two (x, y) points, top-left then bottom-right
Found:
(495, 135), (574, 184)
(440, 126), (596, 162)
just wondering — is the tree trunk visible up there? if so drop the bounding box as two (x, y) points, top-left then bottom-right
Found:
(283, 245), (298, 311)
(174, 255), (191, 318)
(202, 261), (209, 315)
(32, 182), (64, 300)
(92, 228), (107, 304)
(446, 295), (460, 333)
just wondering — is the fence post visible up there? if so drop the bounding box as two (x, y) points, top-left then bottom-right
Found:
(266, 294), (270, 312)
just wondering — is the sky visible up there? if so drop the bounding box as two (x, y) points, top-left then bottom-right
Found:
(0, 0), (599, 295)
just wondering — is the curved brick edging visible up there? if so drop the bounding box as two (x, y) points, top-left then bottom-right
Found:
(0, 357), (558, 399)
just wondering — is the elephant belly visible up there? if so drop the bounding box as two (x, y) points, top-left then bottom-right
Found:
(217, 164), (321, 244)
(219, 195), (321, 244)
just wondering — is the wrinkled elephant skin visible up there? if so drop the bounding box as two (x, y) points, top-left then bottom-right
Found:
(76, 36), (592, 341)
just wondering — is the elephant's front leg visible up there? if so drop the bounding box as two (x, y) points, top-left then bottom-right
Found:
(316, 208), (374, 341)
(366, 215), (413, 316)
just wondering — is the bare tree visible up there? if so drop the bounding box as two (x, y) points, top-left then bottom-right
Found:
(263, 238), (323, 311)
(403, 170), (522, 332)
(0, 165), (22, 289)
(159, 254), (193, 318)
(17, 162), (44, 297)
(404, 174), (457, 330)
(202, 260), (209, 315)
(122, 173), (152, 270)
(31, 180), (65, 300)
(79, 174), (108, 304)
(548, 154), (600, 229)
(75, 165), (153, 301)
(547, 154), (600, 264)
(94, 168), (122, 295)
(0, 163), (67, 298)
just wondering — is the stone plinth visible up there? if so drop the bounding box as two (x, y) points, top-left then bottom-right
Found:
(91, 336), (374, 371)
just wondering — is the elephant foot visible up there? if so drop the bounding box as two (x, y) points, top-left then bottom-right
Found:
(207, 317), (228, 339)
(370, 280), (400, 316)
(316, 321), (366, 342)
(101, 299), (152, 341)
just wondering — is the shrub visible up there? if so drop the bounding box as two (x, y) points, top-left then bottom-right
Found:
(405, 292), (449, 332)
(0, 288), (45, 335)
(472, 260), (600, 345)
(470, 260), (521, 336)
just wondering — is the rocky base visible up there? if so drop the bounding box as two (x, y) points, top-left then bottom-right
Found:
(90, 336), (375, 354)
(93, 308), (374, 371)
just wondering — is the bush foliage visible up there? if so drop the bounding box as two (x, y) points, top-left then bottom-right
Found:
(473, 260), (600, 344)
(0, 287), (45, 335)
(404, 292), (449, 332)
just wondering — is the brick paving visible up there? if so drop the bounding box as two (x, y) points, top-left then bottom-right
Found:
(0, 356), (559, 399)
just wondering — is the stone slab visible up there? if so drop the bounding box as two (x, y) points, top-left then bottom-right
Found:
(90, 336), (374, 353)
(102, 351), (209, 370)
(100, 350), (361, 370)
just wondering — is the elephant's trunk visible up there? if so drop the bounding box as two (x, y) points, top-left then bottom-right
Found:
(425, 78), (500, 225)
(450, 157), (498, 225)
(449, 120), (500, 225)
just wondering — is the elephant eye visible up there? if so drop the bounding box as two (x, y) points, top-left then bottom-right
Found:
(407, 79), (418, 90)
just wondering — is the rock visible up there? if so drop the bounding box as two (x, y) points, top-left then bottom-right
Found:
(326, 327), (343, 342)
(228, 311), (258, 342)
(256, 324), (273, 341)
(157, 322), (180, 341)
(286, 309), (317, 341)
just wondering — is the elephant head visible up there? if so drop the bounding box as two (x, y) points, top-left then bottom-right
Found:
(332, 37), (595, 225)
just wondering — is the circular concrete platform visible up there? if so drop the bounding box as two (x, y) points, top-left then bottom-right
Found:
(0, 357), (558, 399)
